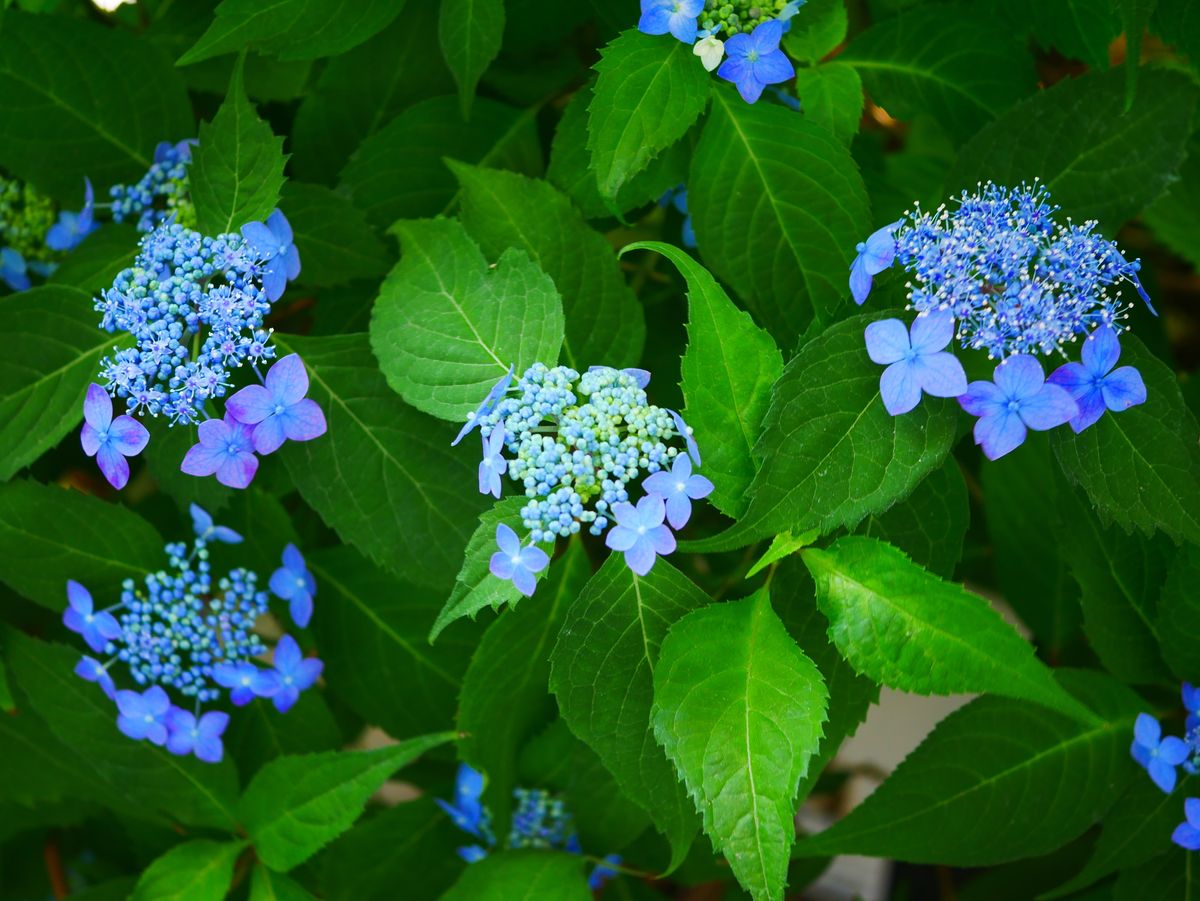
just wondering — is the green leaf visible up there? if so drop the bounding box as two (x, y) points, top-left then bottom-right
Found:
(47, 224), (140, 293)
(240, 732), (454, 872)
(746, 530), (822, 579)
(8, 636), (240, 829)
(949, 68), (1198, 228)
(308, 545), (479, 738)
(685, 313), (958, 554)
(689, 89), (871, 347)
(0, 286), (128, 480)
(794, 62), (864, 145)
(587, 30), (710, 201)
(249, 866), (316, 901)
(278, 182), (391, 287)
(441, 851), (592, 901)
(0, 480), (162, 611)
(988, 0), (1119, 69)
(795, 671), (1139, 864)
(1144, 136), (1200, 270)
(783, 0), (849, 64)
(131, 840), (243, 901)
(339, 96), (542, 229)
(144, 424), (234, 515)
(1052, 335), (1200, 545)
(371, 217), (564, 422)
(460, 540), (590, 836)
(225, 693), (342, 779)
(623, 241), (782, 518)
(549, 556), (705, 872)
(1158, 544), (1200, 680)
(1114, 848), (1200, 900)
(191, 59), (287, 236)
(652, 591), (829, 901)
(439, 0), (505, 118)
(273, 333), (486, 592)
(802, 536), (1098, 724)
(0, 11), (193, 201)
(1120, 0), (1160, 109)
(453, 162), (647, 370)
(178, 0), (408, 64)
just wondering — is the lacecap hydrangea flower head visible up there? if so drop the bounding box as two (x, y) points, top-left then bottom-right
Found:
(638, 0), (804, 104)
(850, 181), (1151, 460)
(62, 504), (323, 764)
(453, 363), (713, 596)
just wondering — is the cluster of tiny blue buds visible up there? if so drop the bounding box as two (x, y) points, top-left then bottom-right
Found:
(507, 788), (575, 850)
(95, 222), (276, 424)
(110, 140), (196, 233)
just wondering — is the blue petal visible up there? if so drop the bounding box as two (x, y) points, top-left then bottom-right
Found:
(974, 411), (1027, 461)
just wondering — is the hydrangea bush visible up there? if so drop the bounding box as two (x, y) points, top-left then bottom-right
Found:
(0, 1), (1198, 899)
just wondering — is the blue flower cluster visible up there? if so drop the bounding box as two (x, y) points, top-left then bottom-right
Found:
(437, 764), (621, 888)
(110, 139), (197, 233)
(62, 504), (322, 764)
(638, 0), (802, 103)
(453, 364), (713, 595)
(1129, 685), (1200, 851)
(88, 209), (324, 490)
(851, 183), (1150, 460)
(0, 174), (98, 290)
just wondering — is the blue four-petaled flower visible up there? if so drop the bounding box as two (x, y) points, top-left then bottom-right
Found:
(1132, 712), (1189, 794)
(180, 413), (259, 489)
(189, 503), (244, 544)
(81, 383), (150, 490)
(643, 454), (713, 529)
(957, 356), (1078, 460)
(212, 660), (268, 707)
(1047, 325), (1146, 433)
(256, 634), (323, 714)
(270, 543), (317, 628)
(865, 311), (968, 415)
(478, 427), (507, 499)
(717, 19), (795, 104)
(605, 495), (676, 576)
(638, 0), (704, 43)
(489, 524), (550, 597)
(63, 580), (122, 653)
(241, 209), (301, 302)
(849, 222), (899, 305)
(1173, 798), (1200, 851)
(115, 685), (171, 745)
(45, 178), (100, 252)
(226, 353), (327, 455)
(165, 708), (229, 763)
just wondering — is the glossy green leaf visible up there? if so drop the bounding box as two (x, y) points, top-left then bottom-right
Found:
(652, 591), (828, 901)
(440, 850), (592, 901)
(783, 0), (849, 63)
(453, 162), (647, 370)
(249, 866), (316, 901)
(278, 182), (391, 287)
(802, 536), (1098, 723)
(224, 693), (342, 778)
(191, 60), (287, 236)
(587, 30), (710, 201)
(47, 224), (140, 293)
(794, 62), (864, 145)
(371, 217), (564, 422)
(439, 0), (505, 118)
(1144, 136), (1200, 270)
(240, 732), (454, 872)
(1156, 544), (1200, 680)
(1113, 847), (1200, 899)
(549, 556), (706, 872)
(131, 840), (243, 901)
(689, 89), (870, 347)
(989, 0), (1119, 69)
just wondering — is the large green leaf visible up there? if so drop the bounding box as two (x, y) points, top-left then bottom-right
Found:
(439, 0), (505, 118)
(459, 540), (589, 836)
(131, 841), (243, 901)
(950, 68), (1198, 229)
(371, 217), (564, 422)
(1113, 848), (1200, 900)
(1144, 137), (1200, 270)
(1052, 335), (1200, 545)
(240, 732), (454, 872)
(1158, 544), (1200, 680)
(840, 7), (1035, 143)
(308, 546), (480, 738)
(273, 333), (486, 592)
(452, 163), (647, 370)
(339, 96), (542, 229)
(685, 313), (958, 553)
(795, 671), (1140, 863)
(440, 851), (592, 901)
(191, 60), (287, 236)
(249, 866), (316, 901)
(0, 480), (162, 611)
(47, 224), (140, 293)
(793, 62), (864, 145)
(652, 591), (828, 901)
(0, 286), (128, 480)
(279, 182), (391, 287)
(689, 89), (870, 347)
(8, 636), (240, 830)
(224, 693), (342, 779)
(783, 0), (848, 63)
(984, 0), (1119, 69)
(0, 11), (193, 201)
(623, 241), (781, 519)
(549, 556), (706, 872)
(178, 0), (408, 64)
(587, 30), (710, 201)
(802, 536), (1098, 724)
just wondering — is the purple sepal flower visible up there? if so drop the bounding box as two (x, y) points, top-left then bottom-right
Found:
(1131, 713), (1189, 793)
(212, 660), (265, 706)
(958, 356), (1077, 460)
(181, 414), (259, 489)
(115, 685), (171, 745)
(255, 634), (323, 714)
(849, 222), (899, 305)
(668, 409), (701, 466)
(75, 656), (115, 699)
(241, 209), (300, 302)
(605, 495), (676, 576)
(225, 353), (326, 455)
(864, 311), (968, 415)
(270, 543), (316, 628)
(489, 524), (549, 597)
(0, 247), (30, 291)
(63, 580), (122, 653)
(1173, 798), (1200, 851)
(165, 708), (229, 763)
(638, 0), (704, 43)
(81, 383), (150, 491)
(478, 428), (507, 498)
(45, 178), (100, 252)
(717, 19), (795, 104)
(189, 503), (243, 544)
(1047, 325), (1146, 433)
(642, 454), (713, 529)
(453, 364), (515, 446)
